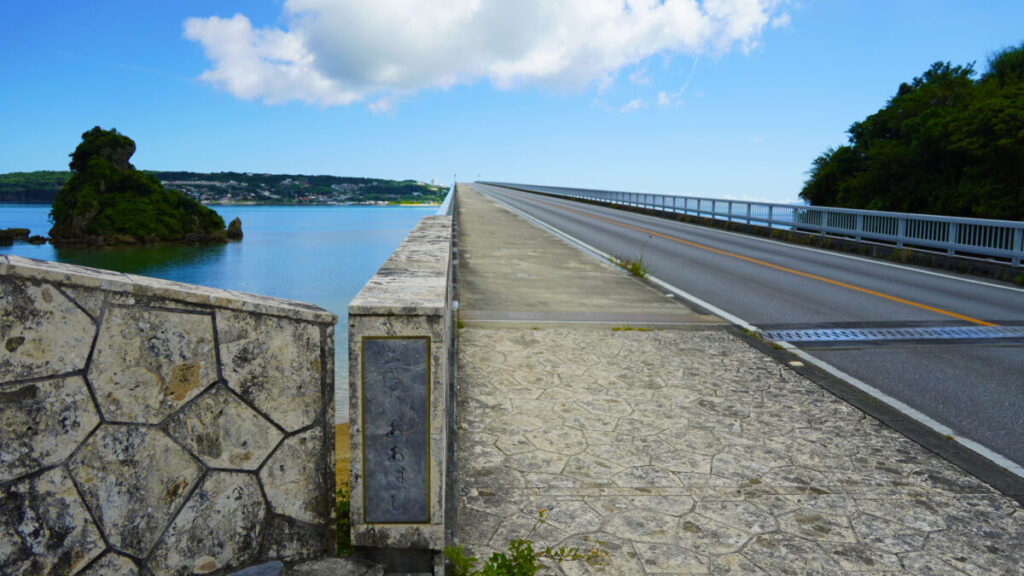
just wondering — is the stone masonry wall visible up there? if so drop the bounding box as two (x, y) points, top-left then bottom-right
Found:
(348, 216), (453, 562)
(0, 255), (337, 576)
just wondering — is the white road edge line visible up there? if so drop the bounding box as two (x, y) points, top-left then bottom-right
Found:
(525, 188), (1024, 294)
(778, 341), (1024, 480)
(477, 183), (1024, 481)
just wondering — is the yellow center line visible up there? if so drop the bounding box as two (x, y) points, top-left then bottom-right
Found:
(525, 193), (998, 327)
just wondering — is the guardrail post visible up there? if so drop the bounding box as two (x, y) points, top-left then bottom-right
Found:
(897, 218), (906, 248)
(947, 223), (959, 255)
(746, 204), (751, 225)
(1014, 228), (1023, 266)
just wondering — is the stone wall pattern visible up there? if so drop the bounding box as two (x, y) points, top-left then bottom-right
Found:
(1, 255), (337, 576)
(348, 216), (453, 553)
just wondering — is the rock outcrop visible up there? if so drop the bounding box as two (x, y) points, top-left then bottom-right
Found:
(227, 216), (244, 240)
(48, 127), (241, 247)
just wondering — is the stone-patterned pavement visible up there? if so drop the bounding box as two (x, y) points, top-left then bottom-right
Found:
(454, 327), (1024, 575)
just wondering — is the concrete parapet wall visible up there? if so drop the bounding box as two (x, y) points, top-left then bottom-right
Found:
(347, 216), (453, 563)
(0, 255), (337, 576)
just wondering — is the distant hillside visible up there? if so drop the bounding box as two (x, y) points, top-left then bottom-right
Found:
(0, 171), (67, 203)
(1, 170), (447, 205)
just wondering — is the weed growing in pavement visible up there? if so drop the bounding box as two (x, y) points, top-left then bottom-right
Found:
(444, 510), (607, 576)
(608, 255), (648, 278)
(336, 486), (352, 556)
(611, 325), (651, 332)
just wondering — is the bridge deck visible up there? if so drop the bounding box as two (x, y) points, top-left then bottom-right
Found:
(453, 183), (1024, 575)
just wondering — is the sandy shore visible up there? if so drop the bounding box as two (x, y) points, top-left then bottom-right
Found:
(335, 423), (350, 490)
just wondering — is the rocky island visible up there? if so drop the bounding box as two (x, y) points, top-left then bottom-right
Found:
(48, 127), (240, 247)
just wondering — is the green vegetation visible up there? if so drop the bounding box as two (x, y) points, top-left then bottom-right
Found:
(802, 43), (1024, 220)
(609, 255), (649, 278)
(444, 510), (606, 576)
(335, 486), (352, 557)
(49, 127), (230, 246)
(611, 325), (652, 331)
(0, 171), (67, 203)
(1, 170), (446, 205)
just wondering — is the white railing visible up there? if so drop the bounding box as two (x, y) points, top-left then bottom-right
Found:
(484, 182), (1024, 266)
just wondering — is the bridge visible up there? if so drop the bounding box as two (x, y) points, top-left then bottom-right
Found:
(472, 182), (1024, 477)
(436, 182), (1024, 575)
(4, 179), (1023, 575)
(342, 181), (1024, 574)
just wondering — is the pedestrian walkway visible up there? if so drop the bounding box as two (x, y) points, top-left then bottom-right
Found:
(453, 183), (1024, 575)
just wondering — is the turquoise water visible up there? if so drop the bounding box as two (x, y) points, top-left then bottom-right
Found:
(1, 204), (436, 422)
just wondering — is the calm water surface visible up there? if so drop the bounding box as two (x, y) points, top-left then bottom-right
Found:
(1, 204), (436, 423)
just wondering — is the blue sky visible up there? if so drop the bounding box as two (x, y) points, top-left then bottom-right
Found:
(1, 1), (1022, 203)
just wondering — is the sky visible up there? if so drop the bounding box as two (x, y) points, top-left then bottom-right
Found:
(1, 1), (1022, 203)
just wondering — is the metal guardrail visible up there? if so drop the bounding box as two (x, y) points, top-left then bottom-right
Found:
(485, 182), (1024, 266)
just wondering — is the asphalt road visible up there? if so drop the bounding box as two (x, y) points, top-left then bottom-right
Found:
(472, 182), (1024, 471)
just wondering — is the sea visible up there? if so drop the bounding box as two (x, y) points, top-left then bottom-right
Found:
(0, 203), (438, 423)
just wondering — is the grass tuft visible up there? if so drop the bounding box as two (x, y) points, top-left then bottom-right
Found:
(445, 510), (607, 575)
(336, 486), (353, 556)
(608, 255), (648, 278)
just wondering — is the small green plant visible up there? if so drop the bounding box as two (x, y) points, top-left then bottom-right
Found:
(608, 255), (648, 278)
(1014, 273), (1024, 286)
(336, 486), (353, 556)
(444, 510), (606, 576)
(611, 325), (650, 332)
(889, 248), (914, 263)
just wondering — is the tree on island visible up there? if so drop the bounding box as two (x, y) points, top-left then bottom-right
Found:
(49, 127), (240, 246)
(801, 43), (1024, 221)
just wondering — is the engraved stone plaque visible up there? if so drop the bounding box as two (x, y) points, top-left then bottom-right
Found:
(362, 337), (430, 523)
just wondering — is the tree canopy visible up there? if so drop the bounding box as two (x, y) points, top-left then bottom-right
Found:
(801, 43), (1024, 221)
(49, 127), (230, 246)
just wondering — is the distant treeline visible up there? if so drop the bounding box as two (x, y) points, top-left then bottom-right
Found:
(1, 170), (446, 204)
(0, 171), (67, 203)
(802, 43), (1024, 221)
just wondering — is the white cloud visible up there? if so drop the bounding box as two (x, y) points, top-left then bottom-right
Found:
(184, 0), (787, 107)
(629, 67), (651, 85)
(620, 98), (643, 113)
(770, 12), (791, 29)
